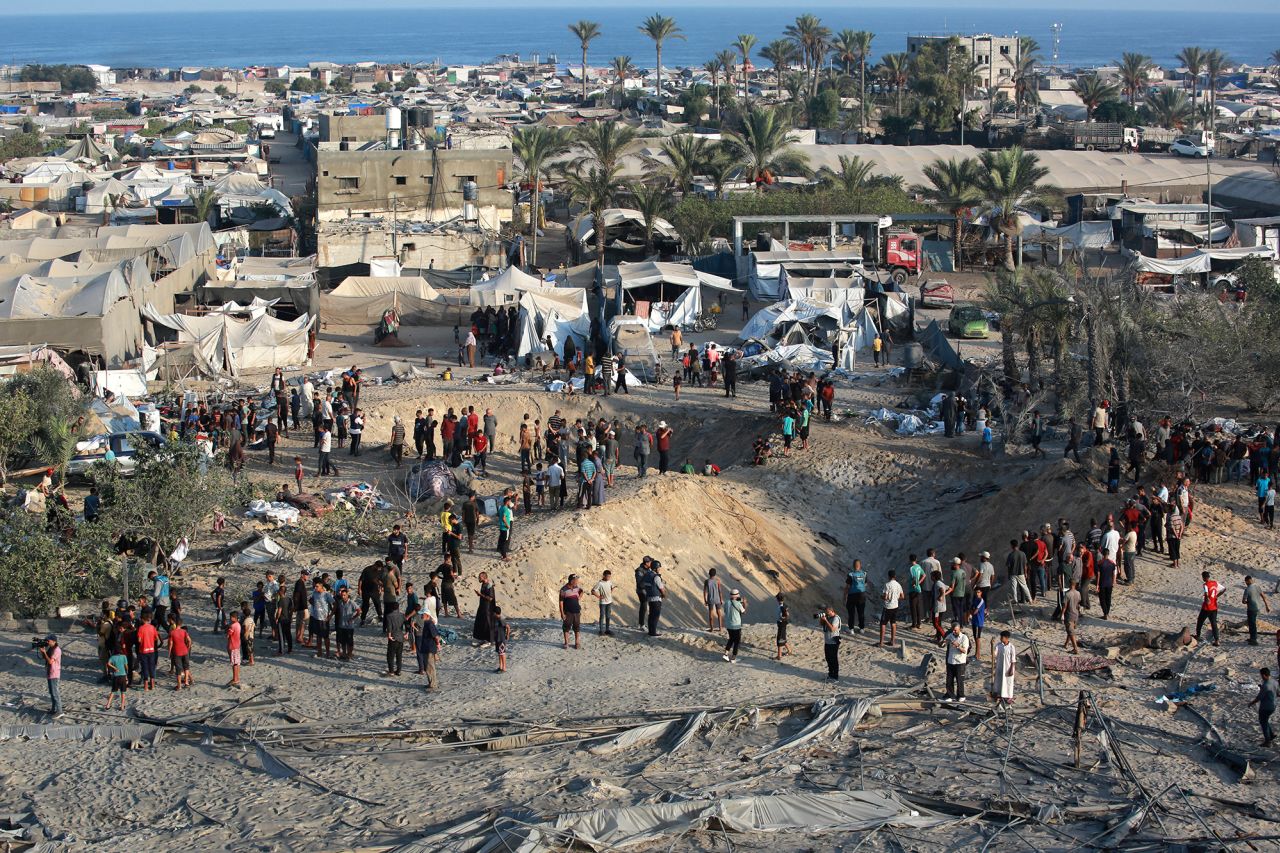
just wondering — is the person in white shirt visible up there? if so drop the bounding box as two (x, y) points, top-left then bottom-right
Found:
(878, 571), (904, 647)
(592, 570), (615, 636)
(547, 460), (566, 509)
(991, 630), (1017, 705)
(820, 605), (842, 680)
(943, 622), (972, 703)
(1101, 525), (1121, 571)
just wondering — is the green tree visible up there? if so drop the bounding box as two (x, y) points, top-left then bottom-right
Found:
(835, 30), (874, 131)
(807, 89), (840, 128)
(372, 81), (393, 94)
(978, 146), (1052, 270)
(214, 84), (232, 98)
(1095, 99), (1139, 125)
(1143, 88), (1194, 129)
(638, 14), (684, 108)
(1070, 73), (1120, 121)
(914, 156), (984, 272)
(264, 79), (288, 96)
(568, 20), (603, 104)
(627, 180), (673, 254)
(818, 154), (875, 194)
(702, 60), (725, 122)
(1203, 48), (1230, 127)
(562, 163), (627, 270)
(512, 125), (571, 268)
(1117, 52), (1154, 107)
(19, 63), (96, 93)
(1176, 47), (1204, 112)
(573, 120), (637, 174)
(878, 52), (910, 115)
(101, 441), (232, 566)
(0, 504), (117, 617)
(760, 39), (799, 102)
(610, 56), (635, 108)
(701, 146), (740, 200)
(188, 187), (221, 226)
(0, 388), (36, 486)
(329, 76), (353, 93)
(653, 133), (709, 194)
(394, 71), (420, 91)
(723, 106), (811, 188)
(0, 131), (43, 160)
(733, 33), (758, 104)
(785, 14), (831, 99)
(681, 84), (711, 124)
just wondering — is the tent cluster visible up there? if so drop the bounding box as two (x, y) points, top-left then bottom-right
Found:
(141, 304), (314, 376)
(738, 292), (909, 374)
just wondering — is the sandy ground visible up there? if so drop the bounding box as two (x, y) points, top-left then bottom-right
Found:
(3, 296), (1280, 850)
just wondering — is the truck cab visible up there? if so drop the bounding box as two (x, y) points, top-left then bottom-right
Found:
(883, 232), (921, 284)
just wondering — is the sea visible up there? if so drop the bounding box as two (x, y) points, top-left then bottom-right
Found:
(1, 6), (1278, 72)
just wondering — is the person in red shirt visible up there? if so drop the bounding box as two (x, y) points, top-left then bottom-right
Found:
(656, 422), (674, 475)
(168, 616), (193, 690)
(1196, 570), (1222, 646)
(135, 612), (160, 691)
(226, 611), (243, 687)
(473, 432), (488, 475)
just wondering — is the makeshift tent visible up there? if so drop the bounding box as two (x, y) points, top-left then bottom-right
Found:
(516, 291), (592, 359)
(1130, 246), (1275, 275)
(141, 305), (314, 376)
(468, 266), (588, 314)
(786, 279), (866, 306)
(739, 298), (850, 343)
(919, 319), (963, 371)
(201, 256), (320, 319)
(747, 250), (861, 301)
(0, 344), (76, 379)
(1025, 220), (1114, 250)
(0, 264), (144, 367)
(617, 260), (735, 332)
(320, 276), (462, 325)
(571, 208), (679, 255)
(838, 310), (879, 370)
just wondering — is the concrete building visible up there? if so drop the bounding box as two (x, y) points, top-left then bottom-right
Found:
(318, 112), (389, 146)
(907, 33), (1021, 96)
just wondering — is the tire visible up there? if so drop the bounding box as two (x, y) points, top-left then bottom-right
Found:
(891, 268), (909, 286)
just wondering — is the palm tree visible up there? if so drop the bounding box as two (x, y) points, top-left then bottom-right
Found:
(878, 52), (910, 115)
(1013, 55), (1041, 119)
(723, 106), (812, 189)
(1176, 46), (1204, 110)
(568, 21), (602, 104)
(626, 181), (672, 255)
(702, 60), (723, 121)
(784, 14), (831, 98)
(978, 146), (1051, 270)
(850, 31), (874, 132)
(1203, 48), (1230, 129)
(1070, 73), (1119, 121)
(733, 34), (758, 104)
(638, 14), (684, 108)
(833, 30), (860, 76)
(188, 188), (220, 225)
(1144, 88), (1193, 129)
(714, 49), (738, 114)
(609, 56), (635, 108)
(914, 156), (983, 272)
(681, 85), (711, 125)
(573, 121), (636, 175)
(656, 133), (709, 195)
(702, 146), (739, 200)
(562, 163), (626, 273)
(512, 125), (570, 267)
(1117, 52), (1153, 107)
(818, 154), (875, 193)
(759, 39), (798, 102)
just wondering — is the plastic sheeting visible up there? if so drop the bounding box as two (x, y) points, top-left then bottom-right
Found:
(142, 305), (314, 376)
(739, 343), (834, 374)
(617, 260), (735, 291)
(1025, 220), (1114, 250)
(516, 292), (592, 359)
(1130, 245), (1276, 275)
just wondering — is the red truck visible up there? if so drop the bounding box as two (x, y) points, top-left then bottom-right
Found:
(876, 231), (923, 285)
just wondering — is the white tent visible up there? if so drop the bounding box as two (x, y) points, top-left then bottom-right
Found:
(618, 261), (736, 333)
(786, 279), (866, 306)
(141, 305), (314, 376)
(1130, 245), (1275, 275)
(748, 250), (862, 302)
(468, 266), (588, 312)
(516, 291), (592, 359)
(1024, 220), (1114, 250)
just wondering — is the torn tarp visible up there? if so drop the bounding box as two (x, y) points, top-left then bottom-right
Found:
(229, 533), (287, 564)
(0, 723), (163, 745)
(586, 718), (680, 756)
(754, 698), (874, 759)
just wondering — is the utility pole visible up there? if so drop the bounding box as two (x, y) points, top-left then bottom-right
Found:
(391, 197), (399, 260)
(1206, 156), (1213, 247)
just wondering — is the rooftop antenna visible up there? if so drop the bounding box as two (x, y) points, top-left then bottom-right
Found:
(1050, 23), (1063, 64)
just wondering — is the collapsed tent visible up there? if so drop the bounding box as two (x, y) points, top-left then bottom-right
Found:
(201, 256), (320, 319)
(320, 276), (463, 325)
(617, 260), (736, 332)
(142, 305), (313, 376)
(1129, 245), (1276, 276)
(570, 208), (680, 259)
(739, 298), (851, 344)
(516, 292), (592, 359)
(405, 460), (458, 502)
(610, 316), (659, 380)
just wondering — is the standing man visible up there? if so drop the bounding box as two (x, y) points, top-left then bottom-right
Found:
(1063, 580), (1082, 655)
(274, 578), (293, 655)
(39, 635), (62, 717)
(1250, 667), (1277, 746)
(293, 569), (310, 648)
(308, 579), (333, 659)
(942, 622), (971, 703)
(723, 351), (737, 398)
(1196, 571), (1222, 647)
(465, 327), (477, 367)
(592, 570), (615, 636)
(907, 555), (925, 629)
(335, 587), (358, 660)
(646, 561), (666, 637)
(152, 567), (171, 633)
(1244, 576), (1272, 646)
(384, 600), (405, 676)
(879, 570), (904, 647)
(387, 524), (409, 573)
(1064, 416), (1083, 463)
(390, 415), (407, 467)
(722, 590), (745, 663)
(634, 555), (654, 629)
(656, 421), (673, 475)
(704, 568), (725, 632)
(820, 605), (842, 680)
(844, 560), (868, 632)
(483, 408), (498, 457)
(497, 496), (514, 561)
(419, 608), (442, 689)
(265, 417), (279, 466)
(1096, 548), (1116, 619)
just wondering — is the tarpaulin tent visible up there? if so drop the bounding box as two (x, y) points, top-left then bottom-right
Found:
(747, 250), (861, 301)
(516, 291), (592, 359)
(785, 279), (866, 306)
(739, 298), (850, 343)
(617, 260), (735, 332)
(469, 266), (588, 313)
(1025, 220), (1114, 250)
(142, 305), (314, 376)
(571, 208), (679, 256)
(319, 276), (464, 326)
(0, 264), (144, 367)
(919, 319), (963, 371)
(200, 256), (320, 319)
(1130, 245), (1275, 275)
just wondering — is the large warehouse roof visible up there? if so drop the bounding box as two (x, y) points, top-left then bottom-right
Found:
(795, 144), (1260, 196)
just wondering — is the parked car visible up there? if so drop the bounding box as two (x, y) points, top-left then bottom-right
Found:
(1169, 137), (1210, 158)
(65, 431), (167, 480)
(947, 305), (990, 339)
(258, 126), (277, 139)
(919, 279), (955, 308)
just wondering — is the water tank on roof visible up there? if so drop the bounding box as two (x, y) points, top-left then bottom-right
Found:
(385, 106), (402, 130)
(462, 180), (479, 201)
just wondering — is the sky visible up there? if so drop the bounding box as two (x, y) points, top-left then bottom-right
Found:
(3, 0), (1278, 13)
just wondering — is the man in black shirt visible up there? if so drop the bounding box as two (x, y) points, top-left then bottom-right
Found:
(275, 576), (294, 655)
(438, 554), (460, 618)
(386, 525), (408, 571)
(292, 569), (310, 648)
(384, 601), (406, 676)
(359, 561), (384, 627)
(462, 493), (482, 552)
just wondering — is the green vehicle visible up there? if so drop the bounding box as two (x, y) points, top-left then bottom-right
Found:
(947, 305), (989, 339)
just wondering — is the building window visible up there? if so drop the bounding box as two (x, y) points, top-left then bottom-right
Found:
(459, 175), (477, 189)
(321, 170), (329, 176)
(402, 242), (416, 252)
(1000, 45), (1010, 55)
(394, 176), (407, 185)
(338, 177), (360, 189)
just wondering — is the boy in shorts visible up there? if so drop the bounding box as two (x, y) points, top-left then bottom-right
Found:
(493, 606), (509, 672)
(169, 616), (193, 690)
(775, 592), (792, 660)
(534, 463), (547, 506)
(106, 649), (130, 709)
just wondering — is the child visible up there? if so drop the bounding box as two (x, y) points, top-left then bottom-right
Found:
(294, 456), (304, 494)
(702, 459), (721, 476)
(106, 647), (129, 710)
(226, 611), (242, 687)
(252, 583), (266, 633)
(240, 601), (256, 665)
(170, 616), (193, 690)
(672, 371), (682, 401)
(753, 436), (768, 466)
(211, 577), (227, 633)
(522, 472), (533, 516)
(534, 463), (547, 507)
(981, 423), (993, 457)
(493, 606), (509, 673)
(781, 412), (795, 456)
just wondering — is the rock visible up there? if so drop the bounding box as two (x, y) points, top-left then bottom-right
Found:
(1104, 646), (1121, 660)
(56, 605), (80, 619)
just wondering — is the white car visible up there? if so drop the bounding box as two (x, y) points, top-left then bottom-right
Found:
(1169, 137), (1210, 158)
